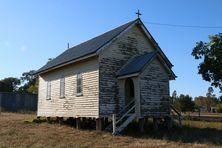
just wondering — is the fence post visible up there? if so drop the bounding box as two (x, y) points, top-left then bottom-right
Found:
(198, 108), (200, 117)
(112, 114), (116, 135)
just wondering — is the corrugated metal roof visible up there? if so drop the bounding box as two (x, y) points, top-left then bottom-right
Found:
(36, 19), (137, 74)
(117, 52), (156, 77)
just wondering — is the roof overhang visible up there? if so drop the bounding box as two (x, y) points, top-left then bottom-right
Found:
(35, 53), (97, 75)
(155, 54), (177, 80)
(138, 20), (174, 68)
(116, 51), (176, 80)
(117, 73), (139, 79)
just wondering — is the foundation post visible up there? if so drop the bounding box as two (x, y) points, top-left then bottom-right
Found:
(76, 118), (81, 129)
(165, 117), (172, 129)
(46, 117), (51, 123)
(139, 118), (145, 133)
(96, 118), (102, 131)
(153, 117), (158, 130)
(59, 117), (64, 125)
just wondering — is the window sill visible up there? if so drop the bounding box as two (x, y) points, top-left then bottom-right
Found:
(60, 96), (65, 99)
(76, 93), (83, 97)
(46, 98), (51, 100)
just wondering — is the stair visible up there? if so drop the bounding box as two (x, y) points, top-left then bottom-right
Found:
(170, 104), (182, 127)
(113, 113), (136, 134)
(106, 99), (136, 135)
(106, 101), (181, 134)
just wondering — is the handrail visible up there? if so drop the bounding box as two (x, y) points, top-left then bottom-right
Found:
(112, 98), (136, 134)
(170, 104), (181, 116)
(170, 104), (182, 126)
(117, 99), (135, 117)
(116, 105), (135, 125)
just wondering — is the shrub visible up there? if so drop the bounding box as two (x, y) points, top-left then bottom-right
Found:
(216, 104), (222, 113)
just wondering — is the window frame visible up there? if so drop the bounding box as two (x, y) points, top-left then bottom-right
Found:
(60, 77), (65, 98)
(76, 73), (83, 96)
(46, 81), (51, 100)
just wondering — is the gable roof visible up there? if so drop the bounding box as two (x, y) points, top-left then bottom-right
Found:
(117, 52), (156, 77)
(36, 18), (173, 75)
(36, 19), (138, 74)
(117, 51), (176, 79)
(138, 20), (173, 68)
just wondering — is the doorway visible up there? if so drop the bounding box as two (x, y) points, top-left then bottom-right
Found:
(125, 78), (135, 105)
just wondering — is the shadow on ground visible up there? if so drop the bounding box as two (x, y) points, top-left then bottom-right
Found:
(124, 120), (222, 146)
(29, 117), (222, 146)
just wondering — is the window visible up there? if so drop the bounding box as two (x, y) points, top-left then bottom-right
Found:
(46, 81), (51, 99)
(76, 73), (82, 96)
(60, 77), (65, 98)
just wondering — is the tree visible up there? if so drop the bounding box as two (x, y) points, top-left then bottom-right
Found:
(19, 70), (38, 94)
(206, 87), (218, 111)
(170, 90), (177, 103)
(206, 87), (215, 98)
(192, 33), (222, 91)
(174, 94), (195, 112)
(194, 96), (206, 107)
(194, 93), (219, 112)
(0, 77), (20, 92)
(216, 103), (222, 113)
(219, 96), (222, 103)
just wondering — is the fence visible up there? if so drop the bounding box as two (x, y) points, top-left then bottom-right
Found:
(0, 92), (37, 112)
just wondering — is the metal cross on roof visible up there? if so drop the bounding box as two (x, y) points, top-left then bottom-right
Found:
(136, 9), (142, 18)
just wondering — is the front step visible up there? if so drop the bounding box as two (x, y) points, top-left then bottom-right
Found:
(107, 102), (182, 135)
(109, 99), (136, 135)
(105, 114), (134, 132)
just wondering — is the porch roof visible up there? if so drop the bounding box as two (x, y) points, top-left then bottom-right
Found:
(117, 52), (156, 77)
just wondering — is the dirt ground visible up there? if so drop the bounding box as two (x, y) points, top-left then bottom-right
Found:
(0, 112), (222, 148)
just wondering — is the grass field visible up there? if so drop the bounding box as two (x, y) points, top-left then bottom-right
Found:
(0, 112), (222, 148)
(183, 112), (222, 117)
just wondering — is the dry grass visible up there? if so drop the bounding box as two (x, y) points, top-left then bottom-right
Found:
(0, 112), (222, 148)
(183, 112), (222, 117)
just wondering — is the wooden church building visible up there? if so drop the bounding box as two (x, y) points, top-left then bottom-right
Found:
(35, 18), (177, 134)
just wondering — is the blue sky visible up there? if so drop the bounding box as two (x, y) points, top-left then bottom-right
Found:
(0, 0), (222, 97)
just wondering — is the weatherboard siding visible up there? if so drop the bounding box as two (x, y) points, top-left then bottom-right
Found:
(139, 58), (170, 117)
(37, 57), (99, 118)
(99, 25), (155, 116)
